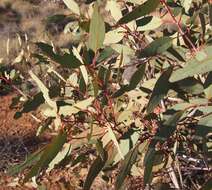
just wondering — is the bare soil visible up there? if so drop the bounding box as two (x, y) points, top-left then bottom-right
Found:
(0, 93), (48, 189)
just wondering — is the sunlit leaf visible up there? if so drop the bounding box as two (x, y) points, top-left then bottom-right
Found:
(29, 71), (57, 111)
(59, 97), (94, 116)
(63, 0), (80, 15)
(107, 126), (124, 160)
(88, 2), (105, 53)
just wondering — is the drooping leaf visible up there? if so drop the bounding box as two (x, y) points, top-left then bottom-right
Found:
(24, 131), (67, 183)
(138, 37), (173, 58)
(146, 67), (173, 114)
(143, 111), (184, 185)
(36, 42), (82, 69)
(88, 2), (105, 53)
(83, 144), (107, 190)
(107, 126), (124, 160)
(113, 128), (140, 163)
(115, 145), (139, 190)
(29, 71), (57, 111)
(8, 149), (44, 176)
(170, 46), (212, 82)
(172, 77), (204, 95)
(204, 72), (212, 99)
(143, 148), (155, 185)
(117, 0), (160, 25)
(113, 63), (146, 97)
(47, 143), (72, 172)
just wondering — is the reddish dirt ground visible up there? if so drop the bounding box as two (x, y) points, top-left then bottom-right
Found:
(0, 93), (47, 189)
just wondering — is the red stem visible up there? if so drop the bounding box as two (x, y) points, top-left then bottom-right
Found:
(160, 0), (198, 53)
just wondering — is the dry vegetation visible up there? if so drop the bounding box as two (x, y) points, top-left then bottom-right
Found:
(0, 0), (212, 190)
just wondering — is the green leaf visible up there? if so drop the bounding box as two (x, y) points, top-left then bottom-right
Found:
(7, 149), (44, 176)
(172, 77), (204, 95)
(200, 177), (212, 190)
(128, 63), (146, 89)
(143, 149), (155, 185)
(88, 2), (105, 53)
(113, 63), (146, 97)
(209, 3), (212, 26)
(24, 131), (67, 183)
(157, 111), (184, 142)
(83, 145), (107, 190)
(36, 42), (82, 69)
(118, 0), (160, 25)
(170, 46), (212, 82)
(146, 67), (173, 114)
(29, 71), (57, 111)
(139, 37), (173, 58)
(196, 114), (212, 138)
(115, 145), (139, 190)
(204, 72), (212, 99)
(47, 143), (72, 172)
(143, 111), (184, 185)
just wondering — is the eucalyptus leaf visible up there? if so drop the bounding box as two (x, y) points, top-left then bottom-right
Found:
(138, 37), (173, 58)
(83, 146), (107, 190)
(118, 0), (160, 24)
(170, 46), (212, 82)
(146, 67), (173, 114)
(24, 131), (67, 183)
(115, 145), (139, 190)
(88, 2), (105, 53)
(36, 42), (82, 69)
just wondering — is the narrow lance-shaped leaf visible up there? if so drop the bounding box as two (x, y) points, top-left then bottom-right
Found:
(143, 111), (184, 185)
(83, 142), (108, 190)
(115, 145), (139, 190)
(170, 46), (212, 82)
(118, 0), (160, 25)
(209, 2), (212, 26)
(88, 2), (105, 53)
(29, 71), (57, 111)
(8, 148), (44, 176)
(139, 37), (173, 58)
(36, 42), (82, 69)
(23, 131), (67, 183)
(113, 62), (146, 97)
(59, 97), (94, 116)
(146, 67), (173, 114)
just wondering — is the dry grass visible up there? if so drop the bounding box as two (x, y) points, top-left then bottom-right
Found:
(0, 0), (70, 63)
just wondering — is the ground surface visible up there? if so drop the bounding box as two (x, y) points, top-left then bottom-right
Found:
(0, 93), (47, 189)
(0, 93), (114, 190)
